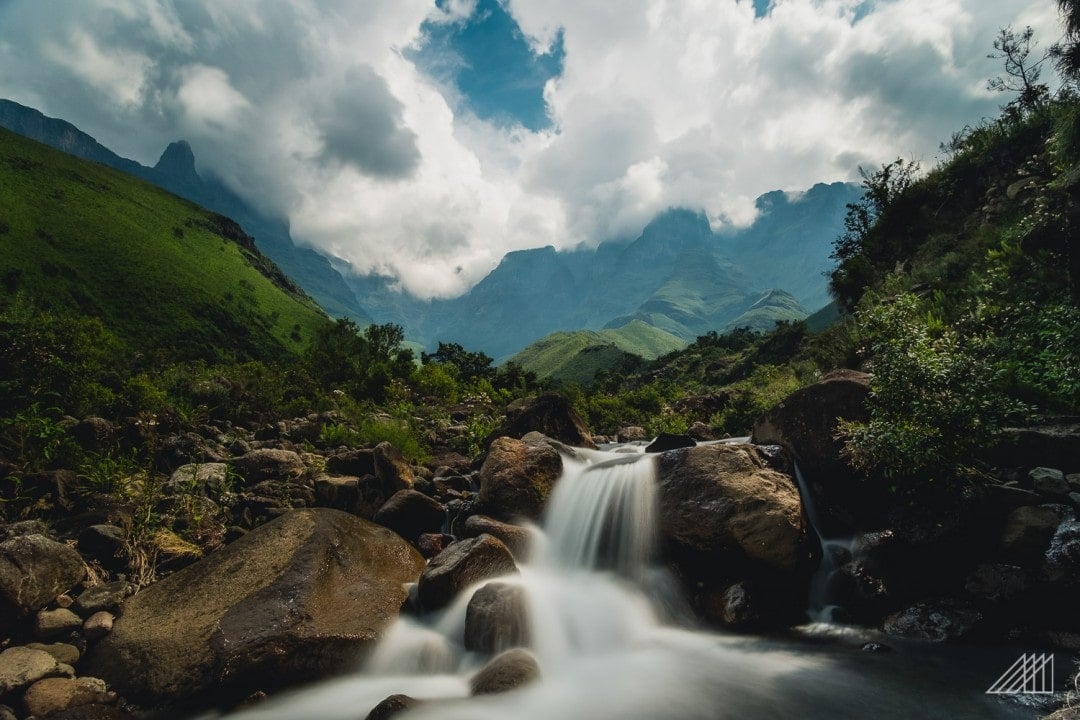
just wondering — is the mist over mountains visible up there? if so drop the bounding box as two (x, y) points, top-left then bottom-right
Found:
(1, 98), (860, 359)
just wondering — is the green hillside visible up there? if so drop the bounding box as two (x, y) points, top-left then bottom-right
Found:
(0, 127), (328, 362)
(721, 289), (807, 333)
(508, 321), (687, 384)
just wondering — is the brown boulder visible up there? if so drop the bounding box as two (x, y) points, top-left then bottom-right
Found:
(373, 490), (446, 543)
(84, 509), (424, 707)
(22, 677), (114, 717)
(418, 535), (518, 611)
(478, 437), (562, 521)
(373, 442), (415, 496)
(657, 444), (808, 574)
(0, 535), (85, 634)
(486, 392), (596, 449)
(461, 516), (532, 559)
(231, 449), (305, 485)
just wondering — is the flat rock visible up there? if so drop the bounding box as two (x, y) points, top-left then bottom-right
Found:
(22, 677), (114, 718)
(35, 608), (83, 639)
(23, 643), (80, 666)
(74, 581), (132, 616)
(84, 509), (425, 707)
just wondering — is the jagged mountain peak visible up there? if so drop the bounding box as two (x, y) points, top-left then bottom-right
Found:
(154, 140), (200, 186)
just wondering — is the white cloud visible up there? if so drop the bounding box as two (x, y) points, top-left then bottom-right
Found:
(0, 0), (1066, 298)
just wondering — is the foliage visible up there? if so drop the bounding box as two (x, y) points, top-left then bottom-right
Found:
(305, 319), (414, 403)
(839, 289), (1026, 480)
(709, 364), (804, 437)
(0, 404), (77, 472)
(422, 342), (496, 381)
(987, 25), (1051, 120)
(353, 416), (428, 464)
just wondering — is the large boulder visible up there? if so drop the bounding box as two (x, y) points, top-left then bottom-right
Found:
(461, 516), (532, 560)
(656, 444), (808, 574)
(478, 437), (563, 521)
(0, 535), (85, 634)
(418, 535), (518, 611)
(373, 443), (415, 496)
(464, 582), (530, 653)
(84, 509), (424, 707)
(486, 392), (596, 449)
(751, 370), (878, 531)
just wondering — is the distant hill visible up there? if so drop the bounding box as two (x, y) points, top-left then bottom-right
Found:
(0, 127), (328, 361)
(722, 289), (807, 333)
(508, 320), (687, 384)
(0, 99), (372, 325)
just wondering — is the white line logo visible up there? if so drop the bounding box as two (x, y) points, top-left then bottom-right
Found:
(986, 653), (1055, 695)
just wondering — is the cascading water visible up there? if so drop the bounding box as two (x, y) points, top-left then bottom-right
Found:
(791, 463), (855, 623)
(216, 445), (1032, 720)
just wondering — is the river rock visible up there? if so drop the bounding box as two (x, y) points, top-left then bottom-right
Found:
(0, 646), (63, 694)
(478, 437), (562, 521)
(312, 474), (360, 512)
(469, 648), (540, 695)
(84, 509), (425, 707)
(617, 426), (648, 443)
(0, 535), (85, 634)
(1000, 505), (1065, 564)
(22, 677), (114, 717)
(77, 525), (126, 572)
(486, 392), (596, 449)
(1030, 467), (1071, 499)
(325, 449), (376, 478)
(751, 370), (876, 529)
(73, 581), (132, 616)
(461, 516), (532, 559)
(464, 582), (530, 653)
(83, 611), (115, 640)
(231, 449), (305, 484)
(365, 694), (420, 720)
(416, 533), (453, 558)
(36, 608), (83, 639)
(656, 444), (807, 574)
(882, 599), (982, 642)
(418, 535), (518, 611)
(373, 490), (445, 543)
(24, 643), (80, 666)
(373, 442), (415, 496)
(167, 463), (230, 496)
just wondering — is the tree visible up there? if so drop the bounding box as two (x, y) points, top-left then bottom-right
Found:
(1052, 0), (1080, 81)
(420, 342), (495, 382)
(988, 26), (1050, 119)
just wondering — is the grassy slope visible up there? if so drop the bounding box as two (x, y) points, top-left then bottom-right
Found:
(721, 290), (808, 332)
(0, 127), (327, 361)
(508, 321), (687, 384)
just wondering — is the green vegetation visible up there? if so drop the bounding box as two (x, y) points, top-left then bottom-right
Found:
(0, 127), (327, 363)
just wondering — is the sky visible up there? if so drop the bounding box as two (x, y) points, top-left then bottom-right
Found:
(0, 0), (1063, 298)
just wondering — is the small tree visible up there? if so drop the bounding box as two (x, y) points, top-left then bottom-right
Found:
(988, 26), (1050, 120)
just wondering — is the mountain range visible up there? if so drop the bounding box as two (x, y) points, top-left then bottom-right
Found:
(0, 99), (860, 360)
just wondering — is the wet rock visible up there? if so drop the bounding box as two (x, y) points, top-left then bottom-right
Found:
(231, 449), (305, 485)
(477, 437), (562, 521)
(84, 509), (425, 707)
(461, 516), (531, 560)
(464, 582), (530, 653)
(22, 676), (114, 717)
(988, 424), (1080, 473)
(365, 694), (420, 720)
(373, 490), (446, 543)
(373, 442), (415, 496)
(963, 563), (1028, 604)
(1000, 505), (1065, 564)
(73, 581), (132, 616)
(469, 648), (540, 695)
(656, 444), (807, 574)
(882, 599), (982, 642)
(418, 535), (518, 611)
(36, 608), (83, 639)
(325, 449), (375, 478)
(645, 433), (696, 453)
(486, 392), (596, 449)
(713, 581), (760, 629)
(77, 525), (126, 572)
(0, 646), (63, 694)
(0, 535), (85, 634)
(687, 422), (717, 442)
(861, 642), (892, 653)
(416, 533), (453, 558)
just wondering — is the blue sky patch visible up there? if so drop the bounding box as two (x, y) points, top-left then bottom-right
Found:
(411, 0), (564, 131)
(752, 0), (772, 18)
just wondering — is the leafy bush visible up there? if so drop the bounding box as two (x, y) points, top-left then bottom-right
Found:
(710, 364), (804, 436)
(353, 417), (428, 463)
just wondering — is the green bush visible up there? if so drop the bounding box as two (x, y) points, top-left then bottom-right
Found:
(710, 364), (803, 436)
(354, 417), (428, 463)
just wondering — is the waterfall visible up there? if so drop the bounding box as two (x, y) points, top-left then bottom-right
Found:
(215, 445), (1030, 720)
(792, 463), (854, 623)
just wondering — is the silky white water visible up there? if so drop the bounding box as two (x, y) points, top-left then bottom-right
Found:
(218, 445), (1031, 720)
